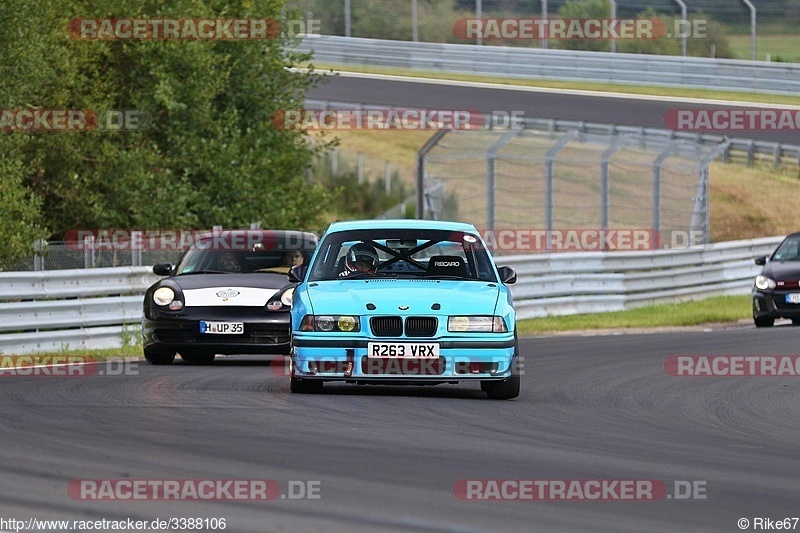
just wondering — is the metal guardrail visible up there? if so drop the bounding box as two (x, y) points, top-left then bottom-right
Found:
(0, 237), (783, 353)
(296, 35), (800, 96)
(0, 267), (158, 354)
(497, 236), (783, 319)
(306, 99), (800, 169)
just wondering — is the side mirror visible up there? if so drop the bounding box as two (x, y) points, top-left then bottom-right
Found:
(288, 264), (307, 283)
(497, 265), (517, 285)
(153, 263), (173, 276)
(754, 256), (767, 266)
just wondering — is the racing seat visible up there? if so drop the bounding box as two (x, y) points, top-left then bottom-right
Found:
(426, 255), (469, 278)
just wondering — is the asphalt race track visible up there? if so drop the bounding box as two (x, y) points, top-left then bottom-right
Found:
(306, 73), (800, 145)
(2, 327), (800, 532)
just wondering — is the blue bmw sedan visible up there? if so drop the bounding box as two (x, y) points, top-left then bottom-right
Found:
(288, 220), (520, 399)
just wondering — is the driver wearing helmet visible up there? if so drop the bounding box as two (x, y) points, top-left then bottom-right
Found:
(339, 242), (379, 277)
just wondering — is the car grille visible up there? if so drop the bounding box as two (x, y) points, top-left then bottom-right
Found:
(370, 316), (403, 337)
(369, 316), (438, 337)
(404, 317), (437, 337)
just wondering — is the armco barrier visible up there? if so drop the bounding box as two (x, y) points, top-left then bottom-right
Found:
(0, 267), (158, 355)
(295, 35), (800, 96)
(497, 236), (783, 319)
(0, 237), (783, 353)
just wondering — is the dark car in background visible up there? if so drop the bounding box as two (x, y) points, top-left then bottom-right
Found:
(752, 231), (800, 327)
(142, 229), (317, 364)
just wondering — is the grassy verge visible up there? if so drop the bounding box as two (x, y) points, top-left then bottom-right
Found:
(517, 295), (750, 335)
(309, 62), (800, 106)
(0, 347), (142, 361)
(728, 34), (800, 62)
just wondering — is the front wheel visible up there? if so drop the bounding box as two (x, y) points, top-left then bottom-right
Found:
(144, 347), (175, 365)
(754, 315), (775, 328)
(484, 336), (521, 400)
(290, 377), (323, 394)
(180, 352), (216, 365)
(484, 371), (520, 400)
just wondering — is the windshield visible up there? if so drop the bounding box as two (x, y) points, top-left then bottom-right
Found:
(176, 244), (314, 275)
(307, 229), (497, 282)
(772, 236), (800, 262)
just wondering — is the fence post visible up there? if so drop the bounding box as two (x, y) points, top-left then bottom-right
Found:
(416, 129), (449, 219)
(486, 129), (523, 235)
(84, 235), (95, 269)
(33, 239), (46, 271)
(385, 161), (392, 195)
(544, 131), (578, 250)
(357, 153), (364, 184)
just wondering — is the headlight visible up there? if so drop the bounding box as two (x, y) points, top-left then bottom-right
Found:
(299, 315), (361, 332)
(337, 315), (357, 332)
(153, 287), (175, 306)
(448, 316), (507, 332)
(280, 288), (295, 307)
(755, 275), (776, 290)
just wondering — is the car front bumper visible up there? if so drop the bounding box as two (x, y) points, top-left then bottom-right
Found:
(753, 290), (800, 319)
(291, 335), (516, 382)
(143, 306), (291, 356)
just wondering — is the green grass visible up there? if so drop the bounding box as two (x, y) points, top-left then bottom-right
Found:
(0, 346), (142, 360)
(517, 295), (751, 335)
(308, 62), (800, 106)
(728, 34), (800, 62)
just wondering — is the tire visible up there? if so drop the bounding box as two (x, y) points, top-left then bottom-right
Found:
(143, 347), (175, 365)
(290, 377), (323, 394)
(753, 313), (775, 328)
(180, 352), (216, 365)
(484, 334), (521, 400)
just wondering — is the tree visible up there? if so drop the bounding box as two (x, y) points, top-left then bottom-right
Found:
(0, 0), (331, 259)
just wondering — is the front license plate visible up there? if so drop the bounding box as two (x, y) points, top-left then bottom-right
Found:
(786, 294), (800, 304)
(199, 321), (244, 334)
(368, 342), (439, 358)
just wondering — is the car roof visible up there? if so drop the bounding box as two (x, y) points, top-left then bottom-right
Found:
(324, 219), (479, 234)
(195, 229), (316, 239)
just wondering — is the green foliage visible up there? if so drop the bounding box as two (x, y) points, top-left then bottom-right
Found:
(555, 0), (611, 52)
(288, 0), (468, 42)
(313, 154), (411, 219)
(0, 152), (47, 267)
(618, 9), (733, 59)
(0, 0), (332, 263)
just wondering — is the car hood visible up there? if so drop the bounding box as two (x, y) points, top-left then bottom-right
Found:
(762, 261), (800, 281)
(305, 279), (501, 315)
(170, 273), (289, 307)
